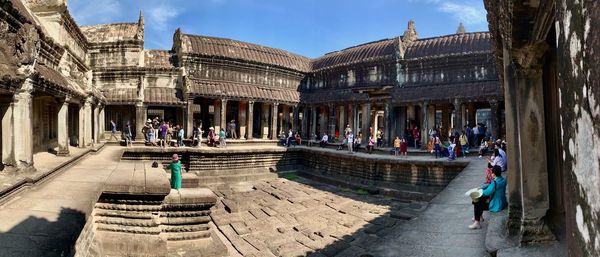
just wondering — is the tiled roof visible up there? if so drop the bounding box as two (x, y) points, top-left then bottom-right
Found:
(103, 88), (138, 104)
(311, 38), (398, 71)
(144, 87), (184, 105)
(392, 81), (502, 103)
(36, 64), (86, 97)
(300, 89), (368, 104)
(187, 79), (299, 104)
(144, 50), (176, 69)
(80, 23), (139, 44)
(180, 34), (311, 73)
(405, 32), (492, 59)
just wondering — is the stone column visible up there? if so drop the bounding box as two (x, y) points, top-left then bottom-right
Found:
(239, 101), (247, 139)
(352, 103), (359, 136)
(134, 102), (146, 142)
(398, 106), (406, 139)
(453, 99), (463, 134)
(57, 98), (70, 156)
(84, 98), (93, 146)
(186, 99), (194, 138)
(78, 103), (85, 148)
(261, 103), (269, 139)
(93, 104), (99, 144)
(220, 99), (227, 133)
(441, 106), (450, 139)
(98, 106), (105, 141)
(2, 102), (15, 168)
(301, 106), (308, 138)
(514, 66), (554, 243)
(292, 105), (299, 133)
(489, 100), (499, 140)
(467, 103), (476, 127)
(247, 101), (254, 140)
(427, 104), (435, 132)
(361, 102), (371, 144)
(310, 106), (317, 138)
(421, 101), (428, 147)
(13, 81), (34, 169)
(282, 105), (290, 133)
(328, 104), (336, 138)
(338, 105), (345, 138)
(384, 102), (392, 146)
(271, 103), (278, 140)
(214, 99), (221, 132)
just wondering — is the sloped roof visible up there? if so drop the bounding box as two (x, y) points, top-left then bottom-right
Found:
(36, 64), (86, 97)
(80, 23), (139, 44)
(180, 34), (311, 73)
(144, 87), (184, 105)
(187, 79), (299, 104)
(144, 50), (176, 69)
(103, 88), (138, 104)
(311, 38), (398, 71)
(300, 89), (368, 104)
(405, 32), (491, 59)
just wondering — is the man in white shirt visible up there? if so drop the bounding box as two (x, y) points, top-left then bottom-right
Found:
(320, 133), (328, 148)
(347, 131), (354, 153)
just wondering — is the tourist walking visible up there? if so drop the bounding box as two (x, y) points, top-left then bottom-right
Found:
(124, 122), (133, 147)
(148, 125), (156, 146)
(167, 154), (182, 190)
(177, 126), (185, 147)
(219, 128), (226, 148)
(347, 131), (354, 153)
(460, 131), (469, 157)
(159, 122), (168, 148)
(109, 120), (119, 141)
(469, 165), (507, 229)
(412, 126), (420, 148)
(295, 132), (302, 146)
(194, 124), (203, 148)
(208, 127), (216, 147)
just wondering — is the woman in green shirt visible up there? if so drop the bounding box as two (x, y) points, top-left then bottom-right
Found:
(168, 154), (182, 189)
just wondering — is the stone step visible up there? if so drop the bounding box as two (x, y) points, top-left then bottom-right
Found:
(164, 230), (211, 241)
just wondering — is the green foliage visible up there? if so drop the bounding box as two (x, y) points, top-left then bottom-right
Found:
(356, 188), (370, 195)
(283, 174), (299, 181)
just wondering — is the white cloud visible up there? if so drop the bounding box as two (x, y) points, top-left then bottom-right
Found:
(147, 3), (180, 32)
(70, 0), (122, 25)
(438, 2), (487, 25)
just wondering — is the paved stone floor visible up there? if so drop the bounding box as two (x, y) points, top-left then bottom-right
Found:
(0, 146), (123, 257)
(0, 145), (489, 257)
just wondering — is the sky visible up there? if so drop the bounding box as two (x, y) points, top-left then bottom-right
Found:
(68, 0), (489, 58)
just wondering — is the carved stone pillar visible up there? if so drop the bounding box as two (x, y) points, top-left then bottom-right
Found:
(338, 105), (345, 138)
(186, 99), (194, 138)
(352, 103), (359, 136)
(239, 101), (247, 139)
(134, 102), (146, 142)
(57, 97), (70, 156)
(310, 106), (317, 138)
(271, 103), (279, 140)
(514, 66), (554, 244)
(384, 101), (392, 146)
(220, 99), (227, 133)
(2, 102), (15, 168)
(247, 101), (254, 140)
(328, 104), (336, 138)
(453, 99), (462, 134)
(93, 104), (99, 144)
(489, 100), (499, 140)
(301, 106), (308, 138)
(13, 80), (34, 169)
(282, 105), (290, 133)
(78, 103), (85, 148)
(84, 97), (93, 145)
(98, 104), (105, 142)
(261, 103), (269, 139)
(214, 99), (221, 132)
(361, 102), (371, 144)
(421, 101), (429, 147)
(292, 105), (299, 133)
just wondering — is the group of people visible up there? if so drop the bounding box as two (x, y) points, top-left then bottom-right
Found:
(467, 140), (509, 229)
(142, 118), (185, 148)
(279, 129), (302, 147)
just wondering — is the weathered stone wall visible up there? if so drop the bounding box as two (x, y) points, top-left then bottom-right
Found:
(557, 0), (600, 255)
(88, 47), (142, 68)
(306, 61), (397, 89)
(404, 54), (497, 85)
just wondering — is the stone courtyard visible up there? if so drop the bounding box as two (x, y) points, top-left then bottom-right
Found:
(0, 145), (490, 257)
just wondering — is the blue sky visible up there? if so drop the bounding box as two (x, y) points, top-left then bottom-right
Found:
(69, 0), (489, 58)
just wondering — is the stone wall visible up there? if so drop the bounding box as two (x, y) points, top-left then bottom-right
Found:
(557, 0), (600, 255)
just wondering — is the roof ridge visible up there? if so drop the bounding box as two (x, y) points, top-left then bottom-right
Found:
(414, 31), (490, 42)
(80, 22), (138, 29)
(318, 37), (398, 58)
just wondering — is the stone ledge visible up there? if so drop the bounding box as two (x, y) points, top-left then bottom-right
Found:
(102, 162), (171, 195)
(164, 188), (217, 205)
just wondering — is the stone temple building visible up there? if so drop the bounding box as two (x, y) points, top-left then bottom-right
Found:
(0, 0), (502, 172)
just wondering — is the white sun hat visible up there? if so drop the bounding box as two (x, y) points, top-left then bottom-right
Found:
(465, 188), (483, 202)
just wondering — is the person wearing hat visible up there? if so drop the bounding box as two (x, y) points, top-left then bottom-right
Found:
(208, 127), (216, 147)
(469, 165), (507, 229)
(167, 154), (182, 189)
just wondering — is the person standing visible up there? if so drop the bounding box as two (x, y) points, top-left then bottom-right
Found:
(412, 126), (420, 148)
(347, 130), (354, 153)
(460, 131), (469, 158)
(167, 154), (182, 190)
(376, 129), (383, 148)
(367, 135), (375, 154)
(400, 138), (408, 156)
(320, 133), (328, 148)
(177, 126), (185, 147)
(228, 120), (237, 139)
(286, 129), (294, 147)
(219, 128), (226, 148)
(434, 136), (442, 159)
(124, 122), (133, 147)
(393, 136), (401, 156)
(110, 120), (119, 141)
(159, 122), (168, 148)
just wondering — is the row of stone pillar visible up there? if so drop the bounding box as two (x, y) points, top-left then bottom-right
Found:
(2, 81), (102, 171)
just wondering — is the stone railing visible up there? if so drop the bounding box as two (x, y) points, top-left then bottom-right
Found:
(73, 161), (227, 257)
